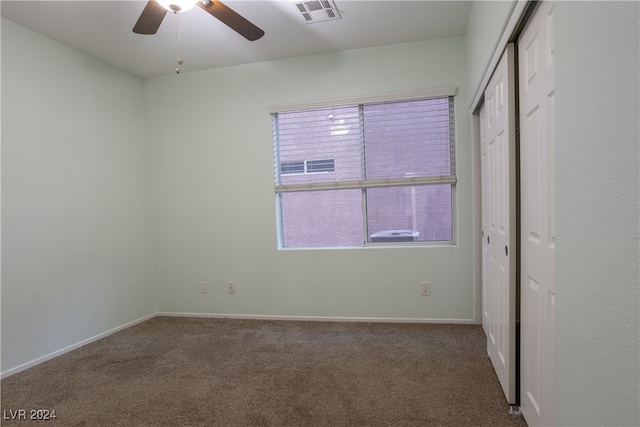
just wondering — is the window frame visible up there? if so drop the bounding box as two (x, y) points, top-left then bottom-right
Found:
(270, 87), (458, 249)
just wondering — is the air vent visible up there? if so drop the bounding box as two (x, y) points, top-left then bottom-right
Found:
(292, 0), (342, 23)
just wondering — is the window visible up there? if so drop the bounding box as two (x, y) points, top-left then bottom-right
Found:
(306, 159), (335, 173)
(281, 159), (335, 175)
(271, 90), (456, 248)
(280, 161), (305, 175)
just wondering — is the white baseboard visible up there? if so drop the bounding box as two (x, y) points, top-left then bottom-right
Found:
(156, 312), (476, 324)
(1, 313), (157, 379)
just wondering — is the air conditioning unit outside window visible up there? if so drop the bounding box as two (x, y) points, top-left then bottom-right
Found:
(369, 230), (419, 243)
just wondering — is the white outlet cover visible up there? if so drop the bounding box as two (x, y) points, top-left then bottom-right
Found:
(421, 282), (430, 296)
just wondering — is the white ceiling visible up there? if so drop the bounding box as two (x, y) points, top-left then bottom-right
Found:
(1, 0), (472, 78)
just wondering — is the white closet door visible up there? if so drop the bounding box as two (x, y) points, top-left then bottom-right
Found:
(518, 1), (556, 425)
(482, 43), (517, 404)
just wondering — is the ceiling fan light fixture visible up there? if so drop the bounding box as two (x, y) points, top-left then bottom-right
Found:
(157, 0), (198, 13)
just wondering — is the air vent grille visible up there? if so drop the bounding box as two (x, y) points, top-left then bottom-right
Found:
(291, 0), (342, 23)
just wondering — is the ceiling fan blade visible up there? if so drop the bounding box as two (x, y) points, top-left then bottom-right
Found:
(197, 0), (265, 41)
(133, 0), (168, 35)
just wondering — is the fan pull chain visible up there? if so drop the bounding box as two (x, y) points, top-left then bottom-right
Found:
(174, 11), (184, 74)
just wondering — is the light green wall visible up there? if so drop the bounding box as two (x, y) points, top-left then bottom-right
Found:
(554, 2), (639, 425)
(144, 37), (474, 320)
(1, 18), (157, 373)
(465, 0), (516, 105)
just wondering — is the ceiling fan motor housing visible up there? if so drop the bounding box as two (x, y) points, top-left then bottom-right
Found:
(157, 0), (198, 13)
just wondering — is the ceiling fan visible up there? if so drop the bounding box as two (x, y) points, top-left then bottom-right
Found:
(133, 0), (265, 41)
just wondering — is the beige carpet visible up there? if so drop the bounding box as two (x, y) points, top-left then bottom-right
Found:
(1, 317), (528, 426)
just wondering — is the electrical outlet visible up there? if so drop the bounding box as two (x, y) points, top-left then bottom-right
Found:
(227, 282), (236, 294)
(421, 282), (430, 296)
(200, 281), (208, 294)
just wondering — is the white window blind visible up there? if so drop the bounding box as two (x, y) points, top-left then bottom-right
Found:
(273, 96), (456, 191)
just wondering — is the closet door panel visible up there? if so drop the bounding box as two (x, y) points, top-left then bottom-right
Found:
(482, 43), (517, 405)
(519, 1), (555, 425)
